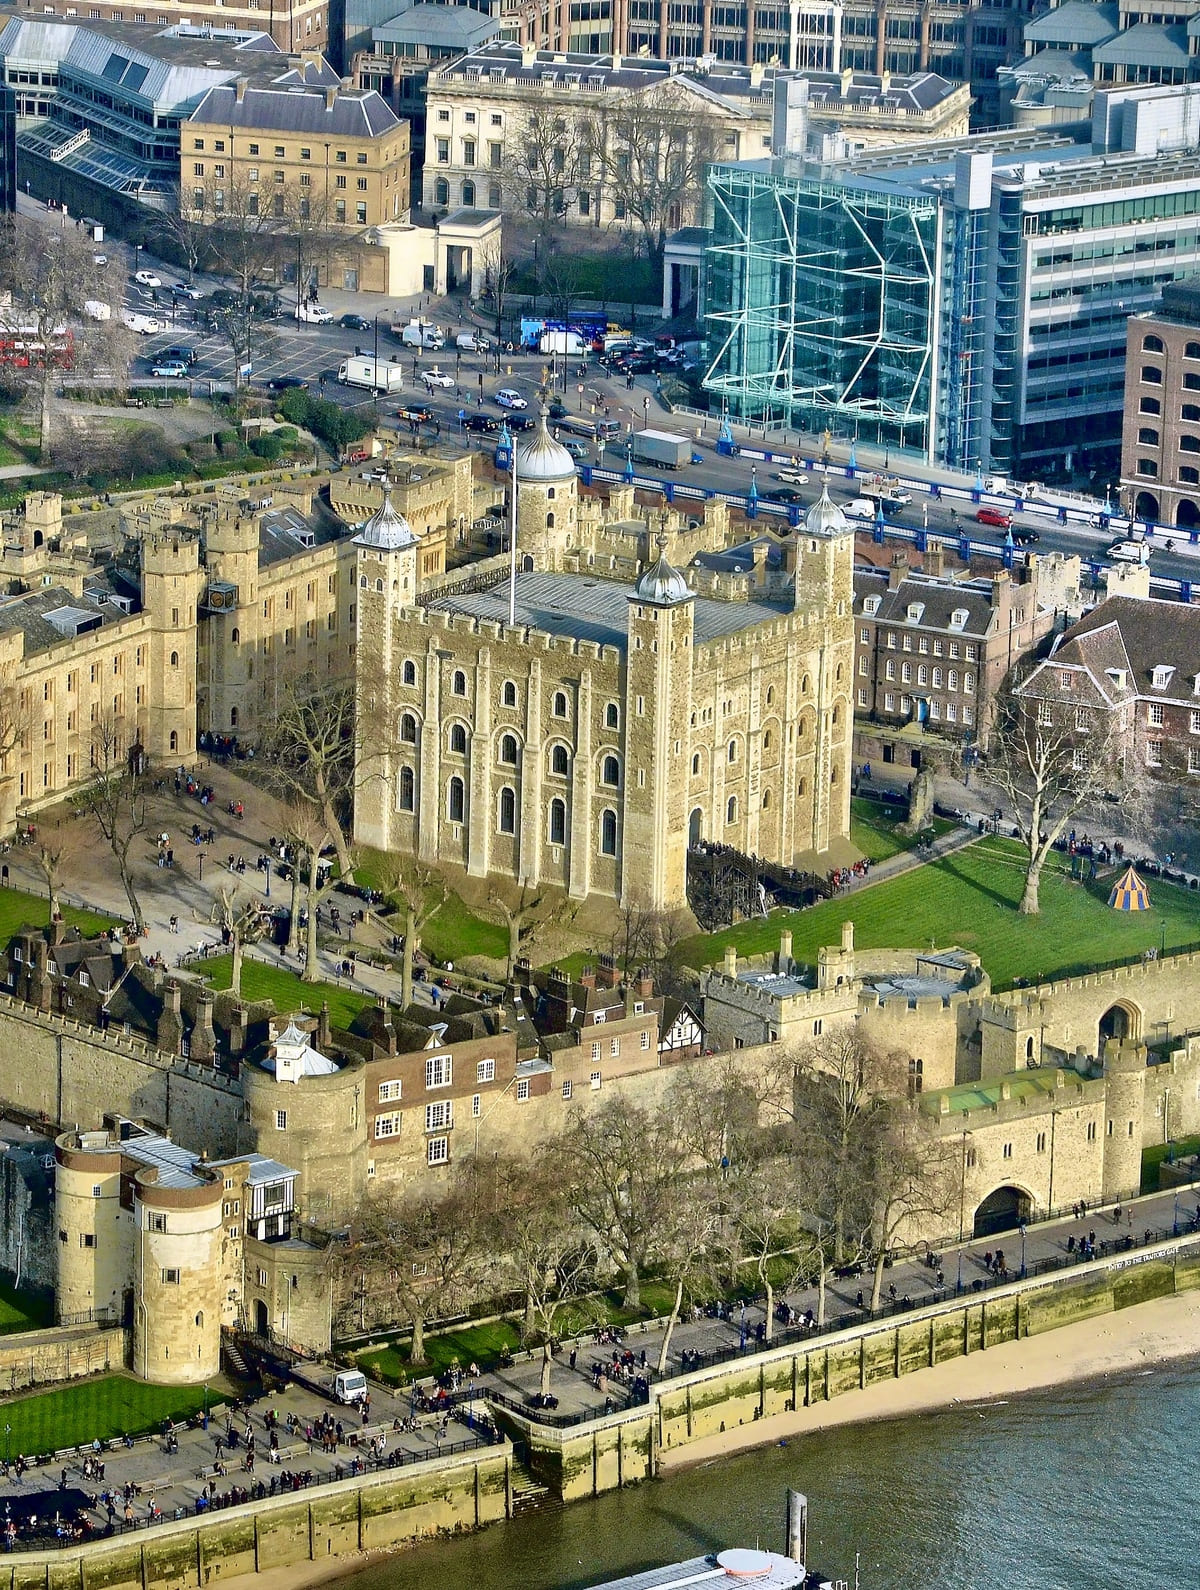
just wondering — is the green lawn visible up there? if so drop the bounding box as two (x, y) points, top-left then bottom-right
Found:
(1, 1376), (210, 1456)
(421, 893), (508, 965)
(680, 837), (1200, 990)
(0, 885), (115, 941)
(1141, 1135), (1200, 1194)
(358, 1320), (522, 1386)
(0, 1279), (52, 1335)
(198, 954), (374, 1029)
(849, 797), (953, 864)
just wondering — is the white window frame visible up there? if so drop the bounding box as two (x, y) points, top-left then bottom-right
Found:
(425, 1100), (453, 1132)
(427, 1136), (449, 1166)
(477, 1058), (495, 1083)
(378, 1080), (402, 1103)
(425, 1054), (452, 1089)
(374, 1112), (401, 1139)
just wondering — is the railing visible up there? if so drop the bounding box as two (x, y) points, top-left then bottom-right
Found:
(8, 1432), (502, 1553)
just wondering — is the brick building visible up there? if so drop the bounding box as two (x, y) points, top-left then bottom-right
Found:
(1120, 279), (1200, 529)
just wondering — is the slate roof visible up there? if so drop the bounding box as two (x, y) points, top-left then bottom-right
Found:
(1046, 595), (1200, 706)
(428, 570), (787, 650)
(692, 536), (784, 575)
(190, 82), (400, 139)
(257, 500), (347, 569)
(1023, 1), (1118, 46)
(1092, 22), (1190, 66)
(0, 586), (116, 655)
(373, 3), (501, 49)
(853, 567), (995, 637)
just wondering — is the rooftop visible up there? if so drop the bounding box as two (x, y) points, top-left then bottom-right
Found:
(923, 1068), (1071, 1117)
(427, 569), (787, 649)
(0, 586), (117, 654)
(190, 81), (400, 139)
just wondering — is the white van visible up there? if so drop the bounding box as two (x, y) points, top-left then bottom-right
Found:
(333, 1370), (368, 1405)
(845, 498), (879, 520)
(455, 331), (490, 352)
(121, 309), (164, 335)
(295, 302), (333, 325)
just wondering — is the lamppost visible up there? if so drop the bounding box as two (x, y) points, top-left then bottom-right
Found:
(1019, 1221), (1027, 1279)
(3, 1423), (9, 1464)
(642, 393), (649, 431)
(198, 853), (204, 883)
(264, 856), (271, 900)
(1174, 1187), (1180, 1237)
(577, 382), (584, 413)
(134, 243), (141, 279)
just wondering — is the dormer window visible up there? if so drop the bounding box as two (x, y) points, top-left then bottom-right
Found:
(949, 608), (968, 630)
(1107, 667), (1128, 690)
(1151, 665), (1175, 690)
(1193, 673), (1200, 696)
(863, 596), (881, 616)
(905, 603), (924, 623)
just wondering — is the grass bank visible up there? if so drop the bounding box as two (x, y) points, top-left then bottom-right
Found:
(1, 1376), (210, 1455)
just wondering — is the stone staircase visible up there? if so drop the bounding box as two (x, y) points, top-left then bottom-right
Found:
(509, 1457), (558, 1516)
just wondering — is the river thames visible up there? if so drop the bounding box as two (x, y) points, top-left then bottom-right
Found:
(333, 1357), (1197, 1590)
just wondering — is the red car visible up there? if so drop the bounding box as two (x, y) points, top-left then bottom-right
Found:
(976, 506), (1013, 529)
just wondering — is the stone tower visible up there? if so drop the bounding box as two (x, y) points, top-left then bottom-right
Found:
(141, 531), (201, 763)
(1101, 1037), (1146, 1202)
(352, 484), (420, 855)
(793, 484), (856, 856)
(200, 503), (260, 738)
(621, 536), (695, 910)
(133, 1166), (223, 1384)
(514, 410), (578, 571)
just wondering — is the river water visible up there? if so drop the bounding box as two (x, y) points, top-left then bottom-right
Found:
(336, 1357), (1199, 1590)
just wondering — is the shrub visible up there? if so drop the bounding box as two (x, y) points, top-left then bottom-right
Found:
(249, 431), (284, 461)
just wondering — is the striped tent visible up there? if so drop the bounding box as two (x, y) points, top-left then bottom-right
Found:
(1108, 865), (1151, 911)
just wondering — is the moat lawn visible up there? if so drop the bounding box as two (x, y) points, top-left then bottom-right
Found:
(681, 836), (1200, 991)
(2, 1377), (209, 1456)
(849, 797), (954, 864)
(0, 1280), (52, 1335)
(198, 955), (374, 1029)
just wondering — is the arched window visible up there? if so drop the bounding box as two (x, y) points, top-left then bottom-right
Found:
(727, 740), (737, 763)
(766, 685), (774, 705)
(400, 712), (418, 743)
(195, 1311), (204, 1328)
(1187, 342), (1200, 359)
(1026, 1035), (1035, 1060)
(448, 776), (465, 823)
(726, 795), (737, 824)
(502, 680), (517, 707)
(546, 511), (555, 529)
(1185, 372), (1200, 391)
(832, 704), (841, 725)
(1140, 396), (1161, 415)
(797, 776), (807, 797)
(1181, 435), (1200, 453)
(1183, 405), (1200, 422)
(169, 651), (178, 667)
(835, 662), (844, 682)
(498, 786), (516, 834)
(907, 1057), (923, 1097)
(763, 729), (772, 750)
(499, 733), (518, 765)
(360, 575), (368, 588)
(230, 627), (239, 644)
(548, 487), (556, 500)
(169, 730), (178, 752)
(600, 808), (617, 856)
(376, 579), (384, 592)
(762, 789), (771, 809)
(801, 673), (810, 693)
(434, 177), (449, 207)
(1142, 334), (1164, 353)
(399, 765), (415, 811)
(402, 660), (417, 686)
(1139, 427), (1159, 446)
(601, 754), (620, 786)
(605, 702), (619, 729)
(549, 797), (566, 845)
(449, 723), (467, 754)
(551, 744), (569, 776)
(462, 179), (476, 207)
(452, 669), (467, 696)
(691, 753), (700, 776)
(230, 707), (239, 728)
(552, 690), (568, 717)
(1142, 365), (1163, 384)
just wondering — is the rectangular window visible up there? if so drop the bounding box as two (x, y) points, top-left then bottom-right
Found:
(590, 1040), (601, 1060)
(275, 1109), (287, 1131)
(590, 1070), (602, 1090)
(562, 1079), (572, 1099)
(1002, 1142), (1012, 1160)
(516, 1078), (530, 1101)
(471, 1094), (481, 1117)
(1146, 741), (1164, 767)
(80, 1232), (95, 1248)
(609, 1037), (620, 1057)
(1036, 1132), (1046, 1153)
(477, 1058), (495, 1083)
(425, 1100), (453, 1132)
(378, 1080), (401, 1102)
(161, 1268), (180, 1284)
(425, 1054), (452, 1089)
(640, 1031), (651, 1050)
(427, 1136), (449, 1166)
(374, 1112), (400, 1139)
(1148, 703), (1165, 726)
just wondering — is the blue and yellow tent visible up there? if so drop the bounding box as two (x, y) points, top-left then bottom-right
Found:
(1108, 865), (1151, 912)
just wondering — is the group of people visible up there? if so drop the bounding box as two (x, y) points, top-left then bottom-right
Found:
(829, 858), (872, 892)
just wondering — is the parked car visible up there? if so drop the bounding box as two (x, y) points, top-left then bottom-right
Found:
(422, 367), (455, 389)
(268, 375), (309, 391)
(495, 387), (528, 410)
(295, 302), (333, 325)
(92, 253), (108, 268)
(340, 313), (371, 331)
(134, 269), (162, 288)
(150, 359), (188, 378)
(976, 506), (1013, 529)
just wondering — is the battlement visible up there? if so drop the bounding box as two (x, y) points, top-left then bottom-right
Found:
(929, 1065), (1102, 1129)
(406, 603), (622, 664)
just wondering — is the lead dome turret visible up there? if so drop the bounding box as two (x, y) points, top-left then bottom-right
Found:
(517, 407), (577, 483)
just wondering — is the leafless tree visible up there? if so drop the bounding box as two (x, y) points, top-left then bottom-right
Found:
(477, 234), (520, 343)
(987, 674), (1125, 914)
(0, 217), (135, 458)
(212, 883), (266, 998)
(493, 1151), (601, 1394)
(503, 106), (586, 240)
(259, 668), (358, 885)
(487, 882), (549, 979)
(585, 85), (723, 269)
(345, 1170), (490, 1364)
(864, 1100), (956, 1312)
(30, 821), (84, 924)
(155, 191), (213, 282)
(73, 714), (149, 932)
(372, 853), (447, 1008)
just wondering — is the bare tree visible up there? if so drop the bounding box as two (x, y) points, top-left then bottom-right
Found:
(503, 106), (585, 240)
(259, 668), (358, 884)
(345, 1170), (489, 1364)
(0, 217), (135, 458)
(865, 1099), (956, 1312)
(73, 715), (149, 932)
(279, 800), (339, 984)
(987, 675), (1124, 914)
(372, 853), (447, 1008)
(31, 821), (83, 923)
(212, 884), (265, 998)
(477, 234), (520, 344)
(494, 1151), (601, 1395)
(154, 191), (213, 282)
(488, 882), (548, 979)
(585, 85), (723, 269)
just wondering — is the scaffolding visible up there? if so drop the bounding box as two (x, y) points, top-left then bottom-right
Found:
(703, 162), (941, 456)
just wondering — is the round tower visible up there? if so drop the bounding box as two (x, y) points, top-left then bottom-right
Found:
(515, 409), (577, 571)
(141, 531), (202, 762)
(133, 1168), (223, 1383)
(55, 1132), (126, 1324)
(1101, 1037), (1147, 1204)
(242, 1044), (367, 1229)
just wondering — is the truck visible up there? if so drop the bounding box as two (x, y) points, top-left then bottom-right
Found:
(859, 474), (912, 507)
(83, 300), (111, 322)
(1106, 537), (1151, 565)
(397, 320), (444, 350)
(337, 356), (405, 394)
(539, 329), (587, 357)
(629, 428), (693, 470)
(332, 1369), (367, 1405)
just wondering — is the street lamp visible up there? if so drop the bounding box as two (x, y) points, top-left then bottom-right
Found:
(642, 393), (649, 431)
(198, 853), (204, 883)
(264, 856), (271, 900)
